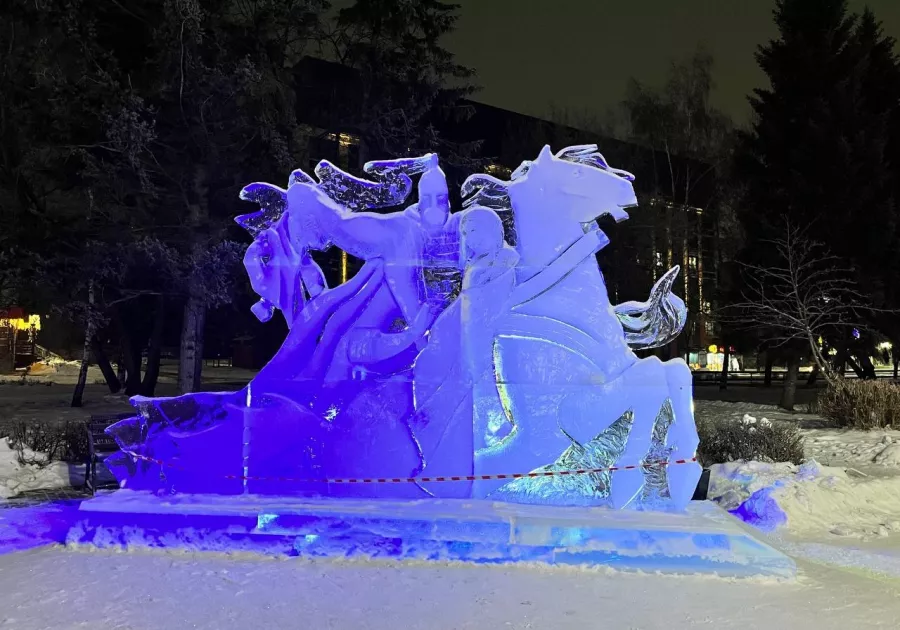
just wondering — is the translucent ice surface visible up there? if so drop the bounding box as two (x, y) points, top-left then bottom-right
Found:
(107, 145), (701, 510)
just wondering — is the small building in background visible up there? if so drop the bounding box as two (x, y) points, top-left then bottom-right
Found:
(0, 307), (41, 373)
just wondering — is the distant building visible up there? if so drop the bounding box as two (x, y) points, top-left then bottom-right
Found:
(0, 308), (40, 373)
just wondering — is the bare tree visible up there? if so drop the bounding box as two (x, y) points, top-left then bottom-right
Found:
(621, 47), (735, 356)
(724, 221), (874, 408)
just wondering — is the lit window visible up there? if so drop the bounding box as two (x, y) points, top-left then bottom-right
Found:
(688, 256), (697, 269)
(325, 132), (359, 147)
(486, 163), (512, 177)
(337, 133), (358, 148)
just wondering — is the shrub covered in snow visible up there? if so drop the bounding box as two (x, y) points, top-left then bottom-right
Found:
(818, 378), (900, 430)
(697, 414), (804, 467)
(0, 438), (84, 499)
(0, 421), (88, 467)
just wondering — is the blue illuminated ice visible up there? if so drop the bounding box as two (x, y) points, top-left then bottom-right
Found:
(105, 144), (701, 510)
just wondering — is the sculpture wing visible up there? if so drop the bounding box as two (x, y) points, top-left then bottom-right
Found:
(314, 155), (435, 211)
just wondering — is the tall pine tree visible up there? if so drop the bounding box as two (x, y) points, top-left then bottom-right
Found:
(736, 0), (900, 378)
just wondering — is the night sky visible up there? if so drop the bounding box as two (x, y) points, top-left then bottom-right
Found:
(444, 0), (900, 126)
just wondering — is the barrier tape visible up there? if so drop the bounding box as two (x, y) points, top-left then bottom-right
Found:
(125, 452), (698, 485)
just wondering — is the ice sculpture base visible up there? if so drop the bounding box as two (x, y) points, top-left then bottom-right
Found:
(69, 491), (795, 578)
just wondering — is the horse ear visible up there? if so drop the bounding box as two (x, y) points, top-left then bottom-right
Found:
(535, 145), (554, 164)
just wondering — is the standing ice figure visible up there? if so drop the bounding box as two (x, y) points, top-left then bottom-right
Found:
(409, 207), (519, 496)
(406, 154), (465, 309)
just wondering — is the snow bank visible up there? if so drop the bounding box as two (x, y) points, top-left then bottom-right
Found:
(805, 429), (900, 468)
(0, 438), (82, 499)
(709, 459), (900, 539)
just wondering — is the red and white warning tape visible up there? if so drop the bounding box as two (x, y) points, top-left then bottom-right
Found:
(126, 452), (698, 485)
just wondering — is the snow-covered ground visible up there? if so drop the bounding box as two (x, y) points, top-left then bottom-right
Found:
(0, 546), (899, 630)
(695, 400), (900, 582)
(2, 396), (900, 628)
(708, 457), (900, 582)
(709, 460), (900, 540)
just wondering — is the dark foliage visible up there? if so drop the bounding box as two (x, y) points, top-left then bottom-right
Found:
(697, 415), (805, 467)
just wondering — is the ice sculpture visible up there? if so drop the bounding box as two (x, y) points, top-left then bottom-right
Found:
(104, 145), (701, 510)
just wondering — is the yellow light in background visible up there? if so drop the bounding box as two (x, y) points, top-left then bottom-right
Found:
(485, 163), (512, 178)
(1, 314), (41, 332)
(877, 341), (893, 351)
(341, 251), (348, 284)
(707, 344), (717, 353)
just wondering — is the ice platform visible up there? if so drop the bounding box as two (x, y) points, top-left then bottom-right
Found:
(69, 491), (795, 578)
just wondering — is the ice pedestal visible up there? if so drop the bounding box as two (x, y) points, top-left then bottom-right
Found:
(70, 492), (795, 578)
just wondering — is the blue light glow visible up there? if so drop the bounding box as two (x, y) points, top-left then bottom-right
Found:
(104, 145), (701, 510)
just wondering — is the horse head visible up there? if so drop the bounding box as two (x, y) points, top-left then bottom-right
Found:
(462, 144), (638, 227)
(508, 145), (637, 225)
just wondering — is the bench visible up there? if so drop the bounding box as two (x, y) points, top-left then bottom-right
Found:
(85, 412), (134, 494)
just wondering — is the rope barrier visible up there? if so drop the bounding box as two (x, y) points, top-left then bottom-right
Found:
(125, 452), (698, 485)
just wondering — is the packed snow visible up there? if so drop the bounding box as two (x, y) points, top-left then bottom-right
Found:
(804, 428), (900, 471)
(1, 546), (900, 630)
(698, 404), (900, 539)
(708, 459), (900, 540)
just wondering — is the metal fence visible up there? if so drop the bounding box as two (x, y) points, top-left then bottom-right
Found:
(692, 369), (897, 385)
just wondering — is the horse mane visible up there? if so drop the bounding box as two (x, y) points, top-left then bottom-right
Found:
(462, 144), (634, 209)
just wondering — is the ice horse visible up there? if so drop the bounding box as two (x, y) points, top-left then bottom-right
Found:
(102, 145), (700, 510)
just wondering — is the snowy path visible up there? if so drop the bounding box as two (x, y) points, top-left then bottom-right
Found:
(0, 547), (898, 630)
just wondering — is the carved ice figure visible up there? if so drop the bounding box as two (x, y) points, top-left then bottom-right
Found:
(346, 154), (469, 364)
(104, 144), (701, 511)
(408, 207), (519, 497)
(462, 145), (700, 508)
(106, 261), (427, 497)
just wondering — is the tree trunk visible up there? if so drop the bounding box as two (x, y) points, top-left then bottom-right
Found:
(179, 165), (211, 394)
(806, 363), (820, 388)
(832, 341), (855, 378)
(71, 281), (96, 408)
(121, 333), (143, 396)
(667, 338), (679, 363)
(719, 343), (730, 390)
(779, 354), (800, 411)
(178, 291), (207, 394)
(116, 343), (127, 386)
(845, 356), (865, 379)
(113, 307), (143, 396)
(763, 353), (774, 388)
(140, 295), (165, 396)
(90, 336), (121, 394)
(856, 352), (877, 380)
